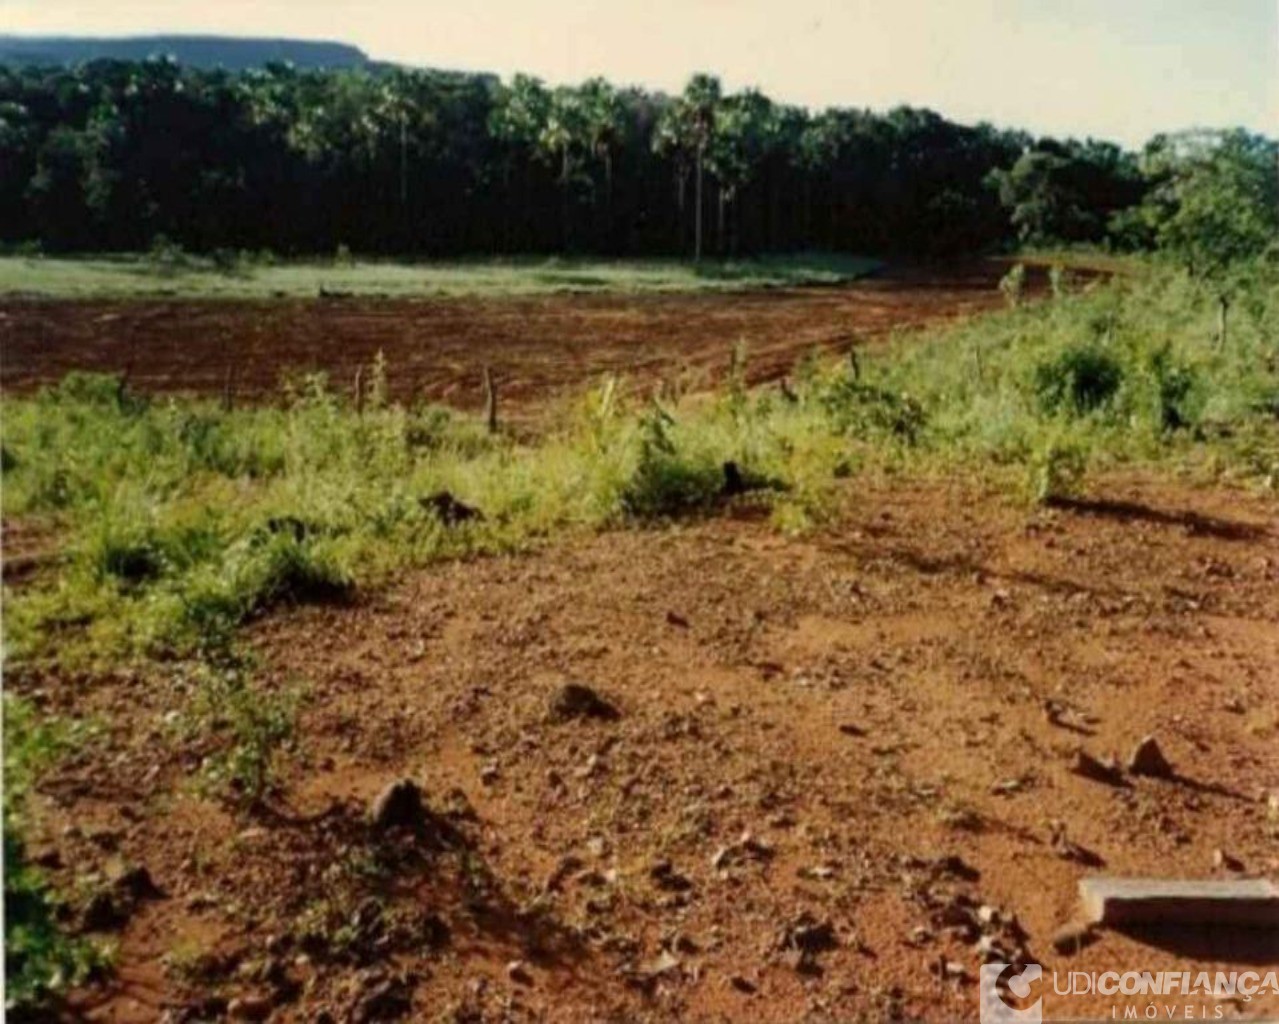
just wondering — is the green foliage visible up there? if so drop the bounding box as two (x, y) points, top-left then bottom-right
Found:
(2, 60), (1040, 259)
(0, 253), (882, 300)
(3, 263), (1277, 673)
(620, 406), (723, 517)
(999, 263), (1026, 307)
(1137, 130), (1279, 280)
(989, 140), (1145, 246)
(185, 662), (299, 808)
(4, 698), (112, 1012)
(1033, 345), (1124, 415)
(1027, 437), (1089, 504)
(1147, 344), (1201, 431)
(818, 377), (926, 443)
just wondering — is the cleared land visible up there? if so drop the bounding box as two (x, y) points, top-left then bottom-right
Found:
(18, 474), (1279, 1022)
(5, 259), (1277, 1023)
(1, 260), (1043, 412)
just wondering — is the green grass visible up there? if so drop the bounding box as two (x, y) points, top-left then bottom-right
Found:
(3, 259), (1276, 1014)
(3, 697), (112, 1012)
(3, 260), (1276, 670)
(0, 251), (881, 300)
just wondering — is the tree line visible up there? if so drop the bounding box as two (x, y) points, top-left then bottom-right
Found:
(0, 58), (1273, 262)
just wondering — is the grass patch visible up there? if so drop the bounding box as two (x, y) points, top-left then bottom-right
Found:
(3, 697), (112, 1013)
(0, 252), (881, 300)
(2, 261), (1276, 670)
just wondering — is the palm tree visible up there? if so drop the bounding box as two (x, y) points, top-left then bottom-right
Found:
(655, 74), (721, 261)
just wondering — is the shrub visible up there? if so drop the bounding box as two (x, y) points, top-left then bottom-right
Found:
(185, 663), (299, 808)
(4, 698), (111, 1011)
(1034, 345), (1123, 416)
(1027, 437), (1088, 503)
(1147, 345), (1200, 431)
(50, 371), (143, 413)
(999, 263), (1026, 307)
(819, 377), (925, 443)
(620, 407), (722, 518)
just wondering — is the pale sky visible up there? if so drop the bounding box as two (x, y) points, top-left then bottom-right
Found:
(4, 0), (1277, 147)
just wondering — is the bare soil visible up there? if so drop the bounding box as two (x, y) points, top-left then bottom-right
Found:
(14, 474), (1279, 1022)
(0, 262), (1047, 413)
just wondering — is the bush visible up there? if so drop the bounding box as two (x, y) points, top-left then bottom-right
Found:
(1027, 437), (1088, 503)
(1147, 345), (1200, 431)
(1034, 345), (1123, 416)
(999, 263), (1026, 307)
(4, 698), (111, 1011)
(819, 377), (925, 443)
(620, 407), (722, 518)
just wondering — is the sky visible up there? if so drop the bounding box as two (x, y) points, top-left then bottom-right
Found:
(4, 0), (1277, 147)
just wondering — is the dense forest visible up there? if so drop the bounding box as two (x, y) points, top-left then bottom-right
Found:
(0, 58), (1273, 260)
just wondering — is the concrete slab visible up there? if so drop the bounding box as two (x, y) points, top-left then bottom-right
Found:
(1080, 877), (1279, 928)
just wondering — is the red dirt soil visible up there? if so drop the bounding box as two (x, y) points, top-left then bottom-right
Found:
(1, 262), (1049, 413)
(15, 474), (1279, 1022)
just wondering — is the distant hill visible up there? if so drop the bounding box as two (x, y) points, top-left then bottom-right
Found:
(0, 34), (370, 70)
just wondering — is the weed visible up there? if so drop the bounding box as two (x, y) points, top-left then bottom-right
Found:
(3, 698), (112, 1012)
(1034, 345), (1124, 416)
(999, 262), (1026, 307)
(1028, 436), (1089, 504)
(620, 405), (723, 518)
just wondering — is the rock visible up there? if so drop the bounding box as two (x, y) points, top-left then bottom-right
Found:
(545, 855), (584, 893)
(418, 912), (451, 949)
(1071, 750), (1126, 787)
(479, 763), (499, 786)
(82, 890), (128, 931)
(787, 916), (837, 955)
(649, 859), (694, 892)
(352, 975), (413, 1022)
(838, 723), (867, 738)
(111, 864), (163, 901)
(1050, 921), (1098, 955)
(369, 779), (425, 832)
(711, 831), (775, 871)
(419, 490), (482, 526)
(549, 683), (620, 722)
(506, 960), (533, 985)
(643, 951), (681, 978)
(933, 854), (980, 882)
(1056, 839), (1105, 868)
(665, 610), (690, 628)
(227, 994), (273, 1021)
(729, 975), (757, 994)
(1127, 736), (1174, 779)
(1213, 848), (1244, 872)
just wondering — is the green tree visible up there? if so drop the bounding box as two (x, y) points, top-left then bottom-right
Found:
(655, 74), (721, 260)
(1139, 129), (1279, 344)
(708, 89), (776, 254)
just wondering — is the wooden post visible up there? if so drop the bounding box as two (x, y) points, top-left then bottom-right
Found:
(848, 345), (861, 382)
(353, 367), (364, 416)
(483, 366), (498, 434)
(1216, 294), (1229, 349)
